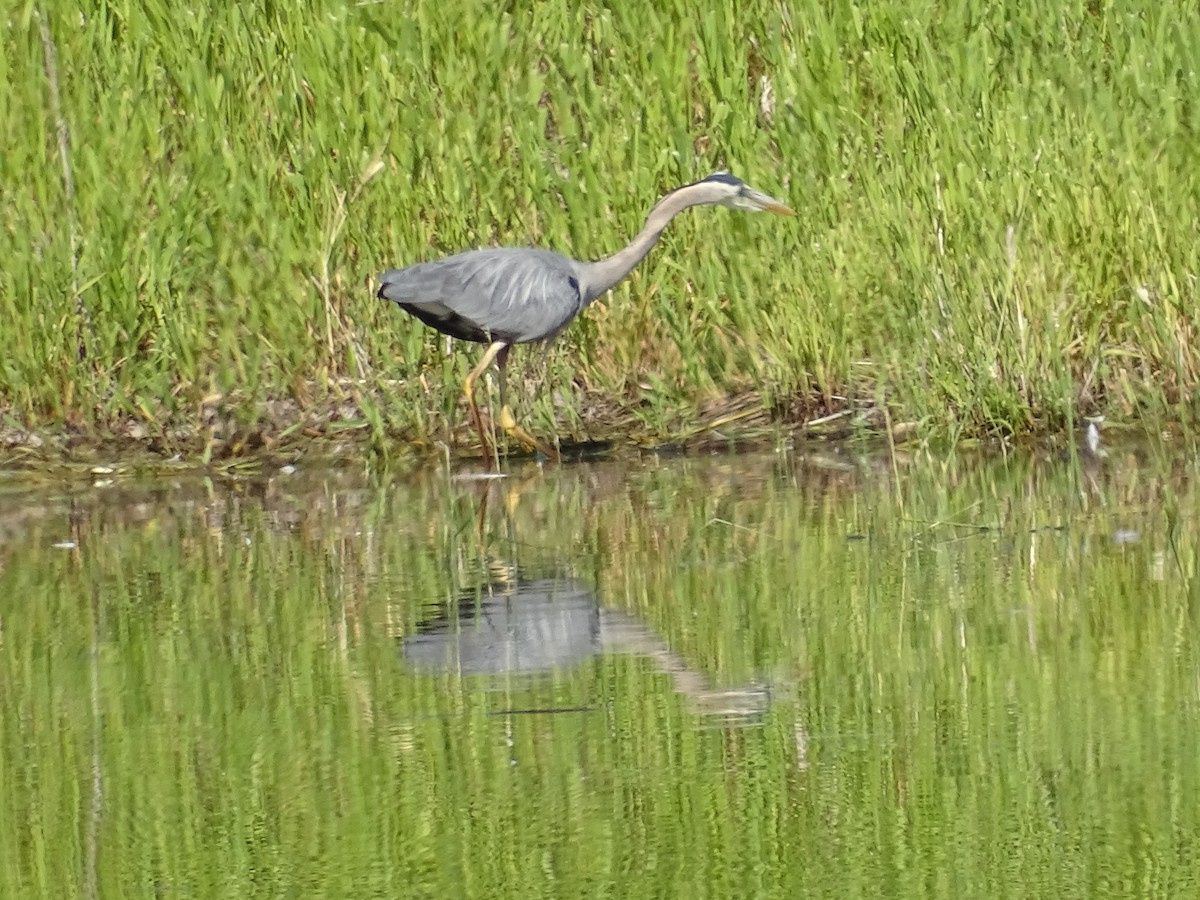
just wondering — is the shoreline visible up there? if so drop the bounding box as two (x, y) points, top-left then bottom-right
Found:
(0, 387), (1140, 474)
(0, 387), (905, 469)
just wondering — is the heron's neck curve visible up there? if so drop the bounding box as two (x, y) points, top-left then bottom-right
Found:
(578, 186), (708, 303)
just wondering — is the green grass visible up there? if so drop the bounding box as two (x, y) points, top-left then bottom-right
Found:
(3, 0), (1198, 454)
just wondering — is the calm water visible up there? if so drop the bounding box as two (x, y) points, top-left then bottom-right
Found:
(3, 444), (1199, 898)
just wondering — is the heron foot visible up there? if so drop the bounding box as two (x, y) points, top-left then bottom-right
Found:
(498, 405), (559, 461)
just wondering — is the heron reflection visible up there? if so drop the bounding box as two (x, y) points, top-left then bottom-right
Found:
(402, 576), (771, 721)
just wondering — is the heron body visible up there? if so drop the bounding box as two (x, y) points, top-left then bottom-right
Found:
(381, 248), (587, 346)
(378, 172), (793, 462)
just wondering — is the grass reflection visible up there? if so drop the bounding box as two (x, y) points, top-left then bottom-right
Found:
(2, 447), (1199, 897)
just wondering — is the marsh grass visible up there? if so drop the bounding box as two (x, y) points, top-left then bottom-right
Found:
(3, 1), (1198, 455)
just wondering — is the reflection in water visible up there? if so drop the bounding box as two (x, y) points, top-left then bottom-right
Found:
(404, 579), (601, 676)
(404, 574), (772, 721)
(3, 443), (1200, 898)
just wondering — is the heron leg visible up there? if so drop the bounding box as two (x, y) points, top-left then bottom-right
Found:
(496, 344), (512, 411)
(463, 340), (507, 464)
(496, 347), (559, 461)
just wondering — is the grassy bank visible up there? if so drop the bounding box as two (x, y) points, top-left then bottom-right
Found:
(3, 0), (1198, 457)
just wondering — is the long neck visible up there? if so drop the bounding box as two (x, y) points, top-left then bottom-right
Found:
(578, 186), (710, 303)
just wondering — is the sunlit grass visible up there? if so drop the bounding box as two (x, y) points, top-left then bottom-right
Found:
(3, 1), (1198, 451)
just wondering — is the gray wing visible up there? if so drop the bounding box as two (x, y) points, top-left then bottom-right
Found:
(377, 248), (584, 345)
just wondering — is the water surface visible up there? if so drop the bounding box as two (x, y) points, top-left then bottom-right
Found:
(3, 445), (1199, 898)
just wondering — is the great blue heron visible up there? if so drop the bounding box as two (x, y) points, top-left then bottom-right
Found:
(378, 172), (794, 460)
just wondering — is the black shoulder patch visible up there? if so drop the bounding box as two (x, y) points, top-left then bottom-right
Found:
(567, 276), (580, 295)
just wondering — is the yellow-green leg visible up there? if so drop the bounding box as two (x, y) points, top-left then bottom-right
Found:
(496, 345), (559, 461)
(463, 340), (507, 464)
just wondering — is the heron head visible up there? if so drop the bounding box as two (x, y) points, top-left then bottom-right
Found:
(704, 172), (795, 216)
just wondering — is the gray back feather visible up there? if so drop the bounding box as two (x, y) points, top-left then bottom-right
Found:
(378, 248), (585, 345)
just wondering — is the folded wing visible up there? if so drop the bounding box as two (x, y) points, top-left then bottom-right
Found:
(378, 248), (585, 345)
